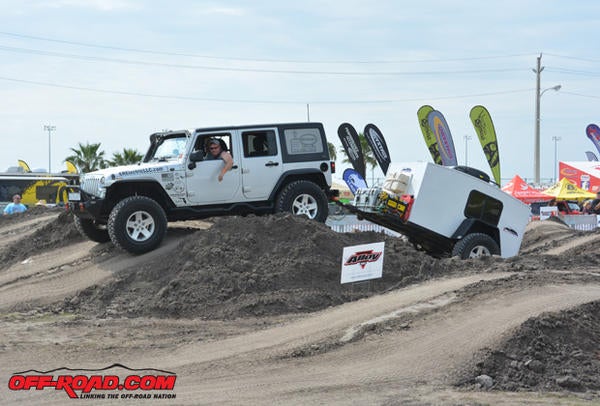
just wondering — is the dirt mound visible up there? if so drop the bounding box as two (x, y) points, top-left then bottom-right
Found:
(0, 205), (61, 226)
(465, 300), (600, 392)
(63, 213), (473, 319)
(0, 210), (84, 268)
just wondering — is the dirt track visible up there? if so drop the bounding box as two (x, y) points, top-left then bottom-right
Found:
(1, 209), (600, 405)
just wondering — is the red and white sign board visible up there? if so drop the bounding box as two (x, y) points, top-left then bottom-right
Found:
(559, 161), (600, 193)
(340, 242), (384, 284)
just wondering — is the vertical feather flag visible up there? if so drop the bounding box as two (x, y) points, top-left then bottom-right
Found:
(417, 105), (442, 165)
(586, 124), (600, 157)
(363, 123), (391, 175)
(337, 123), (366, 181)
(469, 105), (501, 184)
(427, 110), (458, 166)
(585, 151), (598, 162)
(342, 168), (368, 195)
(17, 159), (31, 173)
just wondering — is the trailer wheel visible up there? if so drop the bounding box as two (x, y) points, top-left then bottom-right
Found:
(73, 216), (110, 243)
(108, 196), (167, 254)
(276, 180), (328, 222)
(452, 233), (500, 259)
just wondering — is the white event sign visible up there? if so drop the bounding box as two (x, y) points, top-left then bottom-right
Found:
(340, 242), (385, 284)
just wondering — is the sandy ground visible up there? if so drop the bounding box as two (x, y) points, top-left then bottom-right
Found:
(0, 209), (599, 405)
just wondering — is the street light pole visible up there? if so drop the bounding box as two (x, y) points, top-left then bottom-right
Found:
(552, 136), (561, 182)
(463, 135), (472, 166)
(532, 54), (561, 185)
(44, 125), (56, 173)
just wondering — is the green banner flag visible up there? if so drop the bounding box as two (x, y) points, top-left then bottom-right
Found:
(417, 105), (442, 165)
(470, 105), (501, 184)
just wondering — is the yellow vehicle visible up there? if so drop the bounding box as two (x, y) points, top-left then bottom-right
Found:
(0, 173), (79, 206)
(1, 160), (79, 206)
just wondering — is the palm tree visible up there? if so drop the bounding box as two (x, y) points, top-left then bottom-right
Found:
(339, 133), (378, 182)
(327, 142), (337, 162)
(64, 142), (107, 173)
(108, 148), (144, 167)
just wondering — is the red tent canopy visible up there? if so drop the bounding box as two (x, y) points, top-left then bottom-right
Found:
(502, 174), (554, 204)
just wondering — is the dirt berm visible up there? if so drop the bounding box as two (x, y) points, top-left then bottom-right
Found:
(1, 209), (600, 405)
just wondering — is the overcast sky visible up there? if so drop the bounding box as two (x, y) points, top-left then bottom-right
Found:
(1, 0), (599, 184)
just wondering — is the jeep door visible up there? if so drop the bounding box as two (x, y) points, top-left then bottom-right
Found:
(239, 128), (282, 199)
(185, 132), (242, 204)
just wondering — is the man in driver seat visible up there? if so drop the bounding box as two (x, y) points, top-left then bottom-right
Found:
(206, 138), (234, 182)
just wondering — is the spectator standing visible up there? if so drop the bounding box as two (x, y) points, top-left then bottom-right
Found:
(3, 194), (27, 215)
(591, 191), (600, 214)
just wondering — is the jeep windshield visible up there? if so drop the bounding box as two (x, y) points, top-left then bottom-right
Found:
(144, 132), (189, 162)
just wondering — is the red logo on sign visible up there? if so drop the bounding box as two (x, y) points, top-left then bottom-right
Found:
(344, 250), (382, 269)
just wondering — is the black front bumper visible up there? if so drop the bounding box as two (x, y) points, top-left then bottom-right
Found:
(67, 189), (108, 221)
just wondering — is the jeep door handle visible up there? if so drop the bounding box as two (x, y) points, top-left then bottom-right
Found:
(232, 165), (238, 169)
(265, 161), (279, 167)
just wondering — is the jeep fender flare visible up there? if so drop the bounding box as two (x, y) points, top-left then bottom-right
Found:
(268, 169), (329, 202)
(105, 180), (176, 213)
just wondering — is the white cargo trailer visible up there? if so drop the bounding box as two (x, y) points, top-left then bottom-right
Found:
(346, 162), (530, 259)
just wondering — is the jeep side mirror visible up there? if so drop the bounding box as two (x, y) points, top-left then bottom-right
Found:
(188, 162), (196, 170)
(189, 151), (205, 162)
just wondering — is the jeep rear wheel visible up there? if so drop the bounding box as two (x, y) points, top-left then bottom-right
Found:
(452, 233), (500, 259)
(108, 196), (167, 254)
(276, 180), (328, 222)
(73, 216), (110, 243)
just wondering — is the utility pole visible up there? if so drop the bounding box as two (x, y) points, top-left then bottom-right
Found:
(44, 125), (56, 173)
(463, 135), (472, 166)
(552, 136), (561, 182)
(533, 54), (543, 186)
(532, 53), (561, 186)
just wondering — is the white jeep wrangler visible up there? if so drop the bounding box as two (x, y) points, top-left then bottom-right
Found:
(68, 122), (334, 254)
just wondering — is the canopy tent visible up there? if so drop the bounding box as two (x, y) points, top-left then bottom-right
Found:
(502, 174), (553, 204)
(332, 181), (354, 202)
(559, 161), (600, 193)
(542, 178), (596, 201)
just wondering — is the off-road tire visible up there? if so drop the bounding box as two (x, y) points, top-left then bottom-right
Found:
(73, 216), (110, 243)
(108, 196), (167, 255)
(452, 232), (500, 259)
(276, 180), (328, 222)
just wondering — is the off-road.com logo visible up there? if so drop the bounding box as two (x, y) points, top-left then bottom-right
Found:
(344, 250), (382, 269)
(8, 363), (176, 399)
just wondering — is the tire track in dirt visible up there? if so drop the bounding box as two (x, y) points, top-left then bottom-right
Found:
(0, 213), (60, 246)
(169, 283), (600, 405)
(0, 234), (186, 310)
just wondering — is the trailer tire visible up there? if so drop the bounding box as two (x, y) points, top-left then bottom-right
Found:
(276, 180), (328, 222)
(73, 216), (110, 243)
(108, 196), (167, 254)
(452, 233), (500, 259)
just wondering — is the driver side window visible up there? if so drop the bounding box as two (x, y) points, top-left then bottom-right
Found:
(193, 133), (233, 158)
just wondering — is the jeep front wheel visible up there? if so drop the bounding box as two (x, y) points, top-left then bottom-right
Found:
(108, 196), (167, 254)
(276, 180), (328, 222)
(73, 216), (110, 243)
(452, 233), (500, 259)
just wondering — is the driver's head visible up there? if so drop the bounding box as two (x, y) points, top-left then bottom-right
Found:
(208, 139), (221, 156)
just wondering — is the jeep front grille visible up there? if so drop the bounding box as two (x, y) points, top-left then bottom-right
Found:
(80, 175), (103, 197)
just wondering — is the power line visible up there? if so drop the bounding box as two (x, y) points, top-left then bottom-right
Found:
(0, 75), (534, 104)
(0, 44), (528, 76)
(544, 52), (600, 64)
(545, 67), (600, 77)
(0, 31), (534, 65)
